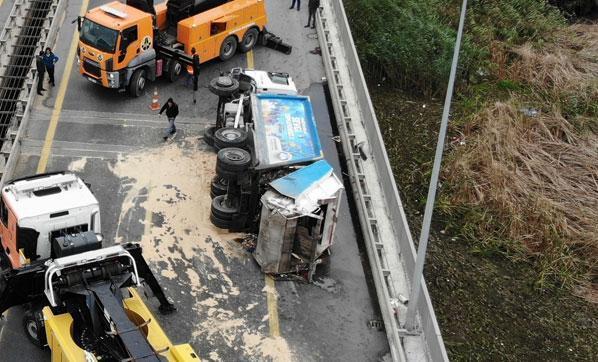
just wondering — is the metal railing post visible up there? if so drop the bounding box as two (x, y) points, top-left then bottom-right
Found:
(404, 0), (468, 331)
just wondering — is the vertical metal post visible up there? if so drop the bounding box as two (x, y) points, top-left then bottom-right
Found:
(404, 0), (468, 331)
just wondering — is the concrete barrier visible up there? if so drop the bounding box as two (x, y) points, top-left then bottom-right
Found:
(316, 1), (448, 361)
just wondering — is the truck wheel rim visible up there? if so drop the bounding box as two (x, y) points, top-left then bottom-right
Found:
(174, 63), (181, 75)
(138, 77), (145, 90)
(222, 130), (239, 140)
(223, 42), (234, 57)
(27, 321), (38, 339)
(224, 149), (245, 161)
(245, 33), (255, 47)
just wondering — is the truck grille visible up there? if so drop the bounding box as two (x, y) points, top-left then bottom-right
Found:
(83, 59), (101, 78)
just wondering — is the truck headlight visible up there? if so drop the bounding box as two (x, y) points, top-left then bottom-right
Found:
(107, 72), (119, 87)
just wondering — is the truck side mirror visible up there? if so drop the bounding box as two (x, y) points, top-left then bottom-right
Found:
(71, 16), (82, 32)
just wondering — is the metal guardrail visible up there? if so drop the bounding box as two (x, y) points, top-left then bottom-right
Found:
(316, 1), (449, 361)
(0, 0), (64, 184)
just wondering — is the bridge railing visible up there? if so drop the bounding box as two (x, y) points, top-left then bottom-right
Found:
(316, 1), (448, 360)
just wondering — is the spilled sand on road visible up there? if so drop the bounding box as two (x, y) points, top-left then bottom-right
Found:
(68, 157), (88, 172)
(110, 137), (293, 361)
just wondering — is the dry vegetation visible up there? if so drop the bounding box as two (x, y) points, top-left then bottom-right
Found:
(445, 24), (598, 297)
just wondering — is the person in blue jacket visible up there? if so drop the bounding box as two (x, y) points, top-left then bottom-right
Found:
(42, 47), (59, 87)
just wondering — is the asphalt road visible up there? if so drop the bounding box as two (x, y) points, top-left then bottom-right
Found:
(0, 0), (389, 360)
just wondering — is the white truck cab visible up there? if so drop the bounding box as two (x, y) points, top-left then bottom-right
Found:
(0, 172), (100, 268)
(232, 68), (298, 94)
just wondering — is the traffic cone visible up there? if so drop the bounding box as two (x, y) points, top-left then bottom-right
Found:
(149, 87), (160, 111)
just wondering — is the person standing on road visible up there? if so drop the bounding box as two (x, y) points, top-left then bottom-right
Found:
(289, 0), (300, 11)
(35, 51), (46, 96)
(305, 0), (320, 29)
(42, 47), (59, 87)
(191, 48), (200, 104)
(159, 98), (179, 141)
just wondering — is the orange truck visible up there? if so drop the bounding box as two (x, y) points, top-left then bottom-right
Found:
(77, 0), (267, 96)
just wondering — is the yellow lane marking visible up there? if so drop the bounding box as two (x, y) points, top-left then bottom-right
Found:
(247, 48), (280, 337)
(246, 49), (254, 69)
(265, 275), (281, 337)
(37, 0), (90, 173)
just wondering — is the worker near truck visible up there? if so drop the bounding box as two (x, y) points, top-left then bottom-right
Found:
(159, 98), (179, 140)
(191, 48), (200, 103)
(289, 0), (301, 11)
(35, 51), (46, 95)
(42, 47), (59, 87)
(305, 0), (321, 29)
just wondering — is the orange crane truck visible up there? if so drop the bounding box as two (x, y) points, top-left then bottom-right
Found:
(77, 0), (267, 96)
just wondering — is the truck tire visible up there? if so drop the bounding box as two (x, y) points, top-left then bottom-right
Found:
(239, 28), (259, 53)
(216, 147), (251, 172)
(211, 176), (228, 199)
(211, 195), (239, 220)
(204, 126), (216, 147)
(216, 164), (243, 179)
(214, 127), (248, 150)
(129, 68), (146, 97)
(168, 59), (182, 82)
(208, 76), (239, 97)
(210, 213), (233, 229)
(23, 309), (46, 348)
(219, 36), (238, 61)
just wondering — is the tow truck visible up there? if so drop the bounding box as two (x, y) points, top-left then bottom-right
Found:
(204, 69), (344, 281)
(76, 0), (268, 96)
(0, 172), (198, 361)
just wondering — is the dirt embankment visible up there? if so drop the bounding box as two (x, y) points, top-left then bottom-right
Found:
(368, 23), (598, 360)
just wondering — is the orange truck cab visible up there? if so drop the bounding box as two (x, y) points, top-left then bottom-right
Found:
(77, 0), (267, 96)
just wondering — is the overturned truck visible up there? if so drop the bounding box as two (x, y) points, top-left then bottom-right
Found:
(204, 68), (343, 281)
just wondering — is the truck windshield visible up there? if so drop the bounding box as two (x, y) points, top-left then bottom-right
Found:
(80, 18), (118, 53)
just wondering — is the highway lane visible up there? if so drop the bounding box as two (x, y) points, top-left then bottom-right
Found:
(0, 0), (389, 360)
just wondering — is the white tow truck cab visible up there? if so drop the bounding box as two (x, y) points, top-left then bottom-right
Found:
(0, 172), (101, 269)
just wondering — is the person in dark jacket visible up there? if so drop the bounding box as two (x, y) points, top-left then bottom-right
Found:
(35, 51), (46, 95)
(289, 0), (300, 11)
(42, 47), (59, 87)
(159, 98), (179, 140)
(305, 0), (320, 29)
(191, 48), (200, 103)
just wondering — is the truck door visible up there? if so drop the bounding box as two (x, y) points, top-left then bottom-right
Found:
(117, 25), (139, 68)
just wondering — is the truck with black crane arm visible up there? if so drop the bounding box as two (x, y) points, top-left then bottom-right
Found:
(0, 172), (199, 361)
(76, 0), (290, 96)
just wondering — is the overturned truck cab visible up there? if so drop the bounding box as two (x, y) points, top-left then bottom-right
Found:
(255, 160), (343, 282)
